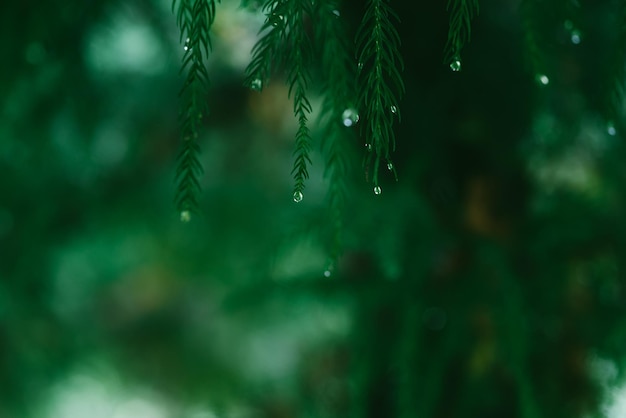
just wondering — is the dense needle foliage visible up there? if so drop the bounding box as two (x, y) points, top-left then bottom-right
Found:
(173, 0), (220, 218)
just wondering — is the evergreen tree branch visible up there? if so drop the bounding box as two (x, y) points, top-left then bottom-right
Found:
(243, 0), (289, 90)
(173, 0), (219, 220)
(286, 0), (314, 202)
(355, 0), (404, 193)
(314, 0), (357, 264)
(245, 0), (314, 201)
(444, 0), (478, 70)
(520, 0), (550, 85)
(605, 0), (626, 135)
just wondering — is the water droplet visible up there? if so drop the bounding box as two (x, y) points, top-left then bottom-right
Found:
(180, 210), (191, 223)
(332, 9), (340, 17)
(270, 13), (285, 27)
(537, 74), (550, 85)
(387, 162), (394, 171)
(324, 269), (332, 277)
(185, 37), (190, 43)
(366, 143), (372, 151)
(250, 78), (262, 91)
(607, 122), (617, 136)
(450, 58), (462, 72)
(293, 191), (303, 202)
(342, 108), (359, 127)
(570, 30), (581, 44)
(390, 105), (397, 114)
(184, 46), (189, 51)
(373, 186), (382, 195)
(357, 62), (364, 71)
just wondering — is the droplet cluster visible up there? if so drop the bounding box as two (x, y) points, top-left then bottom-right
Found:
(342, 108), (359, 127)
(449, 58), (462, 72)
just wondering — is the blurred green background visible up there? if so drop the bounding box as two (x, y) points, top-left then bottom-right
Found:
(3, 0), (626, 417)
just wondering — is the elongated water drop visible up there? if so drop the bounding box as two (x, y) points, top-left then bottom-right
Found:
(357, 62), (363, 71)
(536, 74), (550, 85)
(607, 122), (617, 136)
(387, 162), (394, 171)
(390, 105), (397, 114)
(250, 78), (262, 91)
(332, 9), (340, 17)
(180, 210), (191, 223)
(342, 108), (359, 127)
(450, 58), (462, 72)
(293, 191), (303, 203)
(366, 143), (372, 151)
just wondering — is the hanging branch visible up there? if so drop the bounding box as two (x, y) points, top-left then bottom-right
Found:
(245, 0), (314, 203)
(244, 0), (289, 91)
(520, 0), (550, 86)
(314, 0), (357, 267)
(604, 0), (626, 136)
(355, 0), (405, 194)
(444, 0), (479, 71)
(287, 0), (315, 203)
(173, 0), (219, 221)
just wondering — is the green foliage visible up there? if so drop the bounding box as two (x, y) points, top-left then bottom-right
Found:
(314, 0), (357, 263)
(605, 0), (626, 134)
(285, 0), (315, 201)
(444, 0), (479, 69)
(520, 0), (549, 84)
(173, 0), (220, 216)
(243, 0), (288, 90)
(7, 0), (626, 417)
(244, 0), (315, 201)
(355, 0), (404, 191)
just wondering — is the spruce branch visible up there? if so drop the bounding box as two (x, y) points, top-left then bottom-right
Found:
(520, 0), (550, 85)
(444, 0), (479, 71)
(244, 0), (314, 201)
(244, 0), (289, 90)
(604, 0), (626, 135)
(355, 0), (405, 192)
(286, 0), (315, 202)
(173, 0), (219, 219)
(314, 0), (356, 263)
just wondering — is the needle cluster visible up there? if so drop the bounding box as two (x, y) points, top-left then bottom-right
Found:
(173, 0), (220, 216)
(444, 0), (479, 68)
(355, 0), (405, 190)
